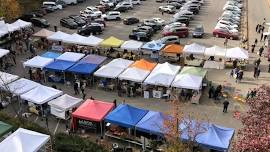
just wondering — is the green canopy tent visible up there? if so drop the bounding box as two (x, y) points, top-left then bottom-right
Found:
(0, 121), (13, 137)
(180, 66), (207, 77)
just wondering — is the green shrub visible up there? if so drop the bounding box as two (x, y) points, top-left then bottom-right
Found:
(54, 133), (108, 152)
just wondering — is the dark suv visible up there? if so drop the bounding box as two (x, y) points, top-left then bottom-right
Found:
(60, 18), (78, 29)
(78, 25), (102, 35)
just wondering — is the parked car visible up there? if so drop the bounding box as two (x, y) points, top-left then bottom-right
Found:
(192, 25), (204, 38)
(156, 0), (165, 3)
(174, 10), (194, 20)
(186, 6), (199, 14)
(56, 0), (67, 7)
(43, 1), (62, 10)
(80, 9), (101, 19)
(88, 22), (105, 30)
(30, 18), (50, 28)
(86, 6), (103, 16)
(132, 0), (141, 5)
(213, 28), (239, 40)
(31, 10), (46, 17)
(60, 18), (78, 29)
(215, 25), (239, 33)
(95, 4), (107, 13)
(116, 1), (133, 9)
(123, 17), (140, 25)
(69, 15), (86, 26)
(152, 18), (166, 26)
(217, 20), (238, 29)
(20, 13), (36, 22)
(129, 31), (151, 41)
(93, 18), (106, 27)
(171, 16), (190, 26)
(162, 26), (189, 37)
(78, 25), (102, 35)
(133, 26), (154, 35)
(167, 2), (182, 9)
(163, 22), (186, 31)
(100, 0), (114, 7)
(159, 5), (176, 14)
(218, 17), (240, 25)
(41, 6), (55, 13)
(157, 36), (180, 44)
(102, 11), (121, 20)
(114, 5), (129, 12)
(225, 1), (243, 8)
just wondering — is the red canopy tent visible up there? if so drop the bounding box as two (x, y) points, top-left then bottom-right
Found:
(72, 99), (114, 132)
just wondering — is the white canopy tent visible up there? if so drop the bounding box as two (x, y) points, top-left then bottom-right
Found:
(62, 33), (87, 45)
(0, 128), (50, 152)
(6, 23), (20, 32)
(47, 31), (71, 41)
(56, 52), (85, 62)
(48, 94), (82, 119)
(2, 78), (40, 95)
(204, 45), (226, 57)
(86, 35), (104, 46)
(144, 62), (181, 87)
(33, 28), (55, 38)
(225, 47), (249, 59)
(94, 58), (134, 78)
(23, 56), (54, 69)
(171, 74), (203, 90)
(0, 48), (10, 58)
(0, 21), (8, 37)
(118, 67), (150, 82)
(183, 43), (206, 55)
(0, 71), (19, 87)
(12, 19), (32, 29)
(120, 40), (143, 51)
(20, 85), (63, 104)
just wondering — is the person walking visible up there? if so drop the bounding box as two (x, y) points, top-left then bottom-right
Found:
(268, 64), (270, 73)
(255, 67), (261, 79)
(256, 24), (260, 32)
(253, 66), (258, 78)
(254, 38), (258, 45)
(258, 46), (264, 57)
(238, 70), (244, 82)
(73, 80), (79, 95)
(251, 44), (255, 53)
(223, 100), (230, 113)
(208, 86), (214, 98)
(255, 58), (261, 67)
(260, 32), (264, 41)
(224, 37), (228, 47)
(264, 34), (268, 41)
(261, 25), (265, 33)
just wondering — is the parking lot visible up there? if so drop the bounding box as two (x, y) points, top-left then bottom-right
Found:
(41, 0), (240, 47)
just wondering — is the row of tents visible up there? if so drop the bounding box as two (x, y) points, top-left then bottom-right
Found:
(34, 29), (249, 59)
(72, 102), (235, 152)
(23, 51), (207, 90)
(0, 20), (32, 36)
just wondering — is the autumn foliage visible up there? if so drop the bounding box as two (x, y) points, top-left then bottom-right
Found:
(0, 0), (21, 21)
(233, 85), (270, 152)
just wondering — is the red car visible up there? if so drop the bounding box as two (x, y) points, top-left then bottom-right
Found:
(162, 27), (189, 38)
(213, 28), (239, 40)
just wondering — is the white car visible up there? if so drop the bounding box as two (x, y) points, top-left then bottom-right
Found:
(225, 1), (243, 8)
(157, 36), (180, 44)
(152, 18), (166, 26)
(100, 0), (114, 7)
(222, 11), (241, 18)
(116, 1), (133, 9)
(132, 0), (141, 5)
(102, 11), (121, 20)
(223, 5), (241, 12)
(215, 24), (238, 33)
(86, 7), (102, 16)
(80, 10), (101, 18)
(159, 5), (176, 14)
(217, 20), (238, 29)
(164, 22), (186, 31)
(88, 22), (105, 30)
(174, 10), (194, 19)
(218, 17), (240, 25)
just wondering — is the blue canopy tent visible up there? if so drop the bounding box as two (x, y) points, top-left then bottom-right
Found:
(141, 40), (165, 52)
(67, 63), (98, 75)
(44, 60), (75, 83)
(41, 51), (62, 59)
(135, 111), (171, 136)
(180, 121), (235, 152)
(105, 104), (149, 128)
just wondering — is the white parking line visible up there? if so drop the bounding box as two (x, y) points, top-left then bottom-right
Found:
(54, 119), (60, 135)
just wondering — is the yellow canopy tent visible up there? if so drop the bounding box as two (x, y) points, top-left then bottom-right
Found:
(99, 36), (124, 48)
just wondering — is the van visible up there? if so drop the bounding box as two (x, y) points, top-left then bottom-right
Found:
(43, 2), (63, 10)
(62, 0), (77, 5)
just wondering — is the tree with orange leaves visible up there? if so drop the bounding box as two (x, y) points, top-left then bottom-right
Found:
(163, 94), (208, 152)
(0, 0), (21, 21)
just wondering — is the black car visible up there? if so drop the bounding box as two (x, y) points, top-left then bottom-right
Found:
(168, 2), (182, 9)
(31, 9), (46, 17)
(41, 6), (55, 13)
(187, 7), (199, 15)
(78, 25), (102, 35)
(31, 18), (50, 28)
(123, 17), (139, 25)
(129, 32), (151, 42)
(60, 18), (78, 29)
(173, 17), (190, 26)
(69, 15), (86, 26)
(114, 6), (129, 12)
(20, 13), (36, 22)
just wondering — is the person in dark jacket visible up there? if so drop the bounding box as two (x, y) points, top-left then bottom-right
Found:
(223, 100), (229, 113)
